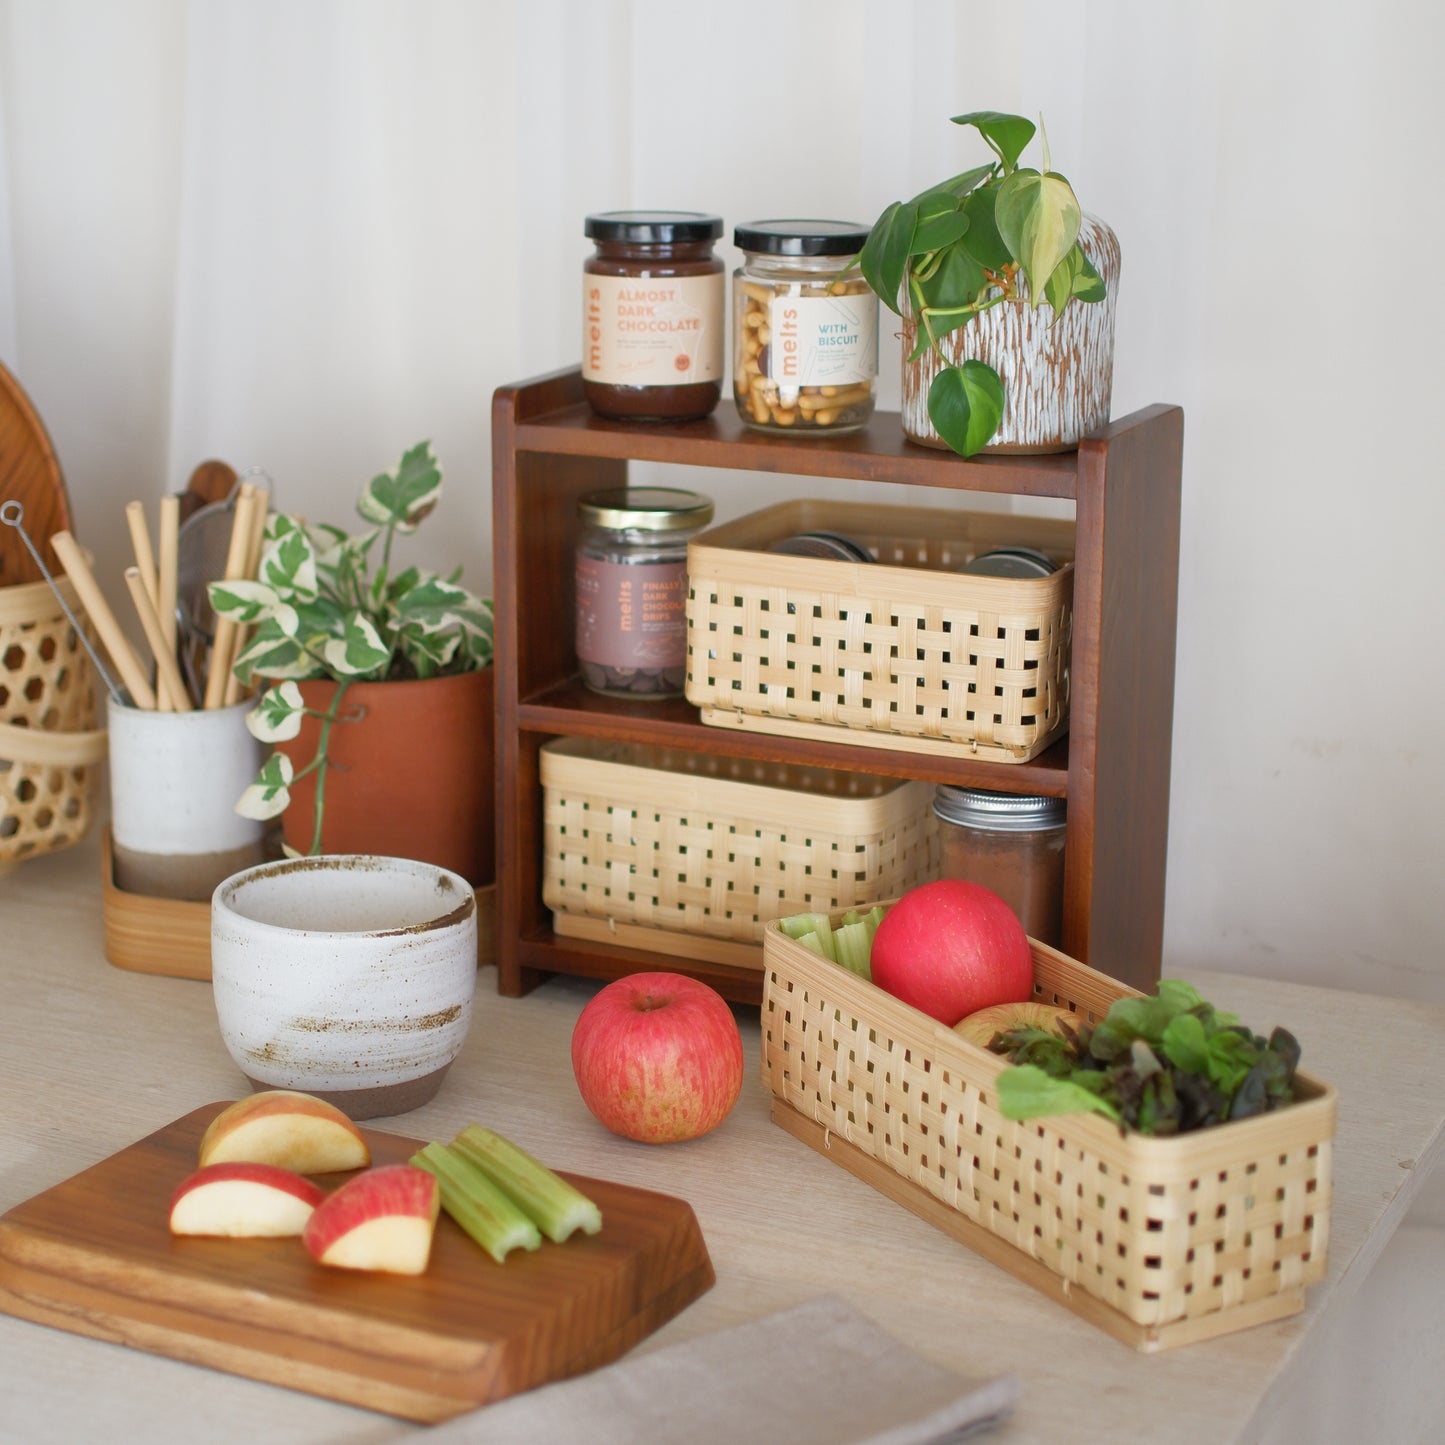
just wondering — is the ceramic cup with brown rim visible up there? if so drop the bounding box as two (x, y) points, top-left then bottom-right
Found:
(210, 854), (478, 1119)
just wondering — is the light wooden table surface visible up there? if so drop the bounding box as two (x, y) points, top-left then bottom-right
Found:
(2, 833), (1443, 1444)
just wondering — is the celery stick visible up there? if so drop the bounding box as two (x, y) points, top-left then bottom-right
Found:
(452, 1127), (603, 1243)
(411, 1141), (541, 1263)
(794, 930), (828, 958)
(778, 910), (837, 961)
(833, 920), (873, 981)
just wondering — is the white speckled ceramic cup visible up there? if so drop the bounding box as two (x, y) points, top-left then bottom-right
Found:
(211, 855), (477, 1119)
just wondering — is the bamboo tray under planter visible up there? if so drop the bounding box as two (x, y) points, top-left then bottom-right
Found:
(100, 828), (498, 980)
(760, 912), (1336, 1351)
(540, 738), (938, 970)
(685, 499), (1075, 763)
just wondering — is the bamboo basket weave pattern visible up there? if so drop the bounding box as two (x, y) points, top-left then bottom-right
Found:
(685, 500), (1074, 763)
(541, 739), (938, 962)
(1, 571), (105, 868)
(761, 917), (1336, 1349)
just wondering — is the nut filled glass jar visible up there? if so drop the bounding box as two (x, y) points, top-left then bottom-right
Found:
(932, 786), (1067, 947)
(733, 219), (878, 435)
(583, 211), (725, 422)
(575, 487), (715, 699)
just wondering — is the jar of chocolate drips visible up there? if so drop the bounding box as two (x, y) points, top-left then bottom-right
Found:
(575, 487), (715, 699)
(932, 786), (1067, 946)
(582, 212), (725, 422)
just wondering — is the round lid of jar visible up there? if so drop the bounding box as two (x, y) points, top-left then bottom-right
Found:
(733, 220), (872, 256)
(577, 487), (716, 532)
(960, 547), (1058, 579)
(584, 211), (724, 243)
(932, 786), (1067, 832)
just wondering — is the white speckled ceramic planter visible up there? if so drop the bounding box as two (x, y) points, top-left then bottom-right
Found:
(211, 854), (478, 1119)
(900, 212), (1121, 454)
(107, 695), (266, 900)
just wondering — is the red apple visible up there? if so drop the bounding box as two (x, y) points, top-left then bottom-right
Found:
(198, 1091), (371, 1174)
(302, 1164), (439, 1275)
(571, 972), (744, 1144)
(169, 1162), (325, 1237)
(869, 879), (1033, 1026)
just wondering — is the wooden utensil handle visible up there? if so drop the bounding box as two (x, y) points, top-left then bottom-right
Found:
(125, 568), (192, 712)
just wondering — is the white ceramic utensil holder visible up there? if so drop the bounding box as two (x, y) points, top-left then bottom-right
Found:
(210, 854), (478, 1119)
(107, 695), (266, 900)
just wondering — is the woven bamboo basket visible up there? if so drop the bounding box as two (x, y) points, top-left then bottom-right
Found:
(1, 569), (106, 870)
(685, 500), (1074, 762)
(761, 912), (1336, 1351)
(540, 738), (939, 968)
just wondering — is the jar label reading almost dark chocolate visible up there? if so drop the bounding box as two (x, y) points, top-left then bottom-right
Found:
(575, 556), (688, 669)
(766, 293), (877, 390)
(584, 273), (724, 387)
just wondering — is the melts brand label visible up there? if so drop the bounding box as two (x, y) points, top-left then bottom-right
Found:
(766, 293), (877, 391)
(584, 273), (724, 387)
(575, 557), (688, 669)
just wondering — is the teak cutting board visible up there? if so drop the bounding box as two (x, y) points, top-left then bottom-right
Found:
(0, 1104), (715, 1421)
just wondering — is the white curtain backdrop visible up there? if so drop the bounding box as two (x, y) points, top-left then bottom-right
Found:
(2, 0), (1443, 1013)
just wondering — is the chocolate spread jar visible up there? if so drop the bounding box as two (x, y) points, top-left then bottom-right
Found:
(582, 212), (725, 422)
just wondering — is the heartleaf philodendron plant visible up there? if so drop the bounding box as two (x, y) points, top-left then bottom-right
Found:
(209, 441), (494, 855)
(857, 110), (1107, 457)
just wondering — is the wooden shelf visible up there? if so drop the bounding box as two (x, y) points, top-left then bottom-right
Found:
(491, 366), (1184, 1003)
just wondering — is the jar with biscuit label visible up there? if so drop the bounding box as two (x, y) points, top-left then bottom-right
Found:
(733, 220), (877, 435)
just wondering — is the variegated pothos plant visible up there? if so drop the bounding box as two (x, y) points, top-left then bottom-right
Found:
(208, 441), (494, 855)
(857, 110), (1107, 458)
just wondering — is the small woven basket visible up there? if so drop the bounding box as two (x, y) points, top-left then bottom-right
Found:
(540, 738), (938, 969)
(1, 570), (106, 870)
(762, 912), (1336, 1350)
(685, 500), (1074, 762)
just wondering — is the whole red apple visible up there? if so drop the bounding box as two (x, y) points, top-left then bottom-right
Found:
(571, 972), (744, 1144)
(869, 879), (1033, 1026)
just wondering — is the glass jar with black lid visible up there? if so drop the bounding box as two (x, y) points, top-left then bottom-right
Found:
(733, 219), (878, 435)
(582, 211), (725, 422)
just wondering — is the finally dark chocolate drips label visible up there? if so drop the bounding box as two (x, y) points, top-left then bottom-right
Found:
(575, 557), (688, 669)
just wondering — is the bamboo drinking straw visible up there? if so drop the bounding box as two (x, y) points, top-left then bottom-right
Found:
(222, 488), (270, 707)
(125, 567), (192, 712)
(157, 494), (180, 656)
(202, 484), (261, 709)
(50, 530), (158, 710)
(124, 501), (160, 612)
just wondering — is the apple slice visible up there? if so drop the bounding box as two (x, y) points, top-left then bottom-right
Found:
(302, 1164), (440, 1275)
(198, 1091), (371, 1174)
(169, 1162), (325, 1237)
(953, 999), (1076, 1051)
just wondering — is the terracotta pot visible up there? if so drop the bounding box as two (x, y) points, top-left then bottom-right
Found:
(900, 212), (1121, 454)
(276, 667), (495, 886)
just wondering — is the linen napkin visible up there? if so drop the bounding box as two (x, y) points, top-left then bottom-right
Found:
(423, 1293), (1020, 1445)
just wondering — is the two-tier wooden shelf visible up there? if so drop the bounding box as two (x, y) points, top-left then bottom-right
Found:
(491, 368), (1183, 1004)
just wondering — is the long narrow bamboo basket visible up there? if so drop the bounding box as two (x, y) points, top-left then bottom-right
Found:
(685, 499), (1075, 762)
(541, 738), (938, 969)
(1, 570), (105, 870)
(761, 911), (1336, 1351)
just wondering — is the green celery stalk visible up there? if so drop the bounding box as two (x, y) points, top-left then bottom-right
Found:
(410, 1141), (542, 1263)
(833, 919), (873, 980)
(451, 1126), (603, 1244)
(794, 930), (829, 958)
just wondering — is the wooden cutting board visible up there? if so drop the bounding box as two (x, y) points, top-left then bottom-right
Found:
(0, 1104), (715, 1422)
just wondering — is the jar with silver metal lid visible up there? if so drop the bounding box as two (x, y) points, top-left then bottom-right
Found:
(932, 786), (1067, 946)
(575, 487), (715, 699)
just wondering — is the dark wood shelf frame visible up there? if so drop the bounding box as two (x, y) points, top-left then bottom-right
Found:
(492, 366), (1183, 1003)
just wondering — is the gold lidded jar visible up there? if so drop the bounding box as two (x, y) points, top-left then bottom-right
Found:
(575, 487), (715, 699)
(932, 785), (1067, 947)
(733, 219), (878, 435)
(582, 211), (726, 422)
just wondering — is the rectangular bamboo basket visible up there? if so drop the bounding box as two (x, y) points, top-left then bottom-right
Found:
(540, 738), (938, 969)
(761, 912), (1336, 1351)
(685, 499), (1075, 763)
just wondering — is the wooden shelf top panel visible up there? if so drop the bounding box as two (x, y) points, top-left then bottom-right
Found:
(515, 675), (1070, 796)
(507, 396), (1081, 500)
